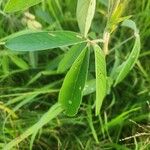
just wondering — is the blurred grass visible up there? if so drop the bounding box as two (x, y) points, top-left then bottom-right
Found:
(0, 0), (150, 149)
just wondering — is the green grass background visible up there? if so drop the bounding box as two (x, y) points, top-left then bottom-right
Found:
(0, 0), (150, 149)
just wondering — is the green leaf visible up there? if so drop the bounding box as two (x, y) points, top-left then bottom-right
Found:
(114, 34), (141, 86)
(5, 31), (86, 52)
(93, 44), (107, 115)
(122, 19), (139, 33)
(0, 29), (36, 42)
(58, 47), (90, 116)
(111, 20), (141, 86)
(57, 43), (86, 73)
(76, 0), (96, 37)
(4, 0), (42, 13)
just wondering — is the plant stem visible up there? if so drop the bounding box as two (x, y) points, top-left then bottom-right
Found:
(103, 31), (110, 55)
(29, 52), (37, 68)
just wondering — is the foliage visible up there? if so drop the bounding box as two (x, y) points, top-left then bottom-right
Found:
(0, 0), (149, 149)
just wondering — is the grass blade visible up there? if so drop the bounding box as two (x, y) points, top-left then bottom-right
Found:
(3, 103), (63, 150)
(9, 55), (29, 70)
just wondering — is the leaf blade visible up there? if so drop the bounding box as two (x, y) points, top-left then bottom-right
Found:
(76, 0), (96, 37)
(5, 31), (86, 52)
(114, 34), (141, 86)
(4, 0), (42, 13)
(57, 43), (86, 73)
(58, 47), (90, 116)
(93, 44), (107, 115)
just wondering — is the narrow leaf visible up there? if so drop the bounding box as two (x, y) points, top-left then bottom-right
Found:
(76, 0), (96, 37)
(93, 44), (107, 115)
(87, 105), (99, 143)
(57, 43), (86, 73)
(5, 31), (86, 51)
(1, 56), (9, 74)
(114, 34), (141, 86)
(9, 55), (29, 69)
(4, 0), (42, 13)
(122, 19), (139, 33)
(59, 47), (90, 116)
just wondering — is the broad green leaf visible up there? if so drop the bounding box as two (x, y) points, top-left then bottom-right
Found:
(0, 29), (35, 42)
(4, 0), (42, 13)
(93, 44), (107, 115)
(57, 43), (86, 73)
(58, 47), (90, 116)
(76, 0), (96, 37)
(114, 34), (141, 86)
(5, 31), (86, 52)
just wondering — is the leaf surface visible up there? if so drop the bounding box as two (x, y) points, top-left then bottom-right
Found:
(4, 0), (42, 12)
(93, 44), (107, 115)
(113, 20), (141, 86)
(59, 47), (90, 116)
(5, 31), (86, 51)
(57, 43), (86, 73)
(114, 34), (141, 86)
(76, 0), (96, 37)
